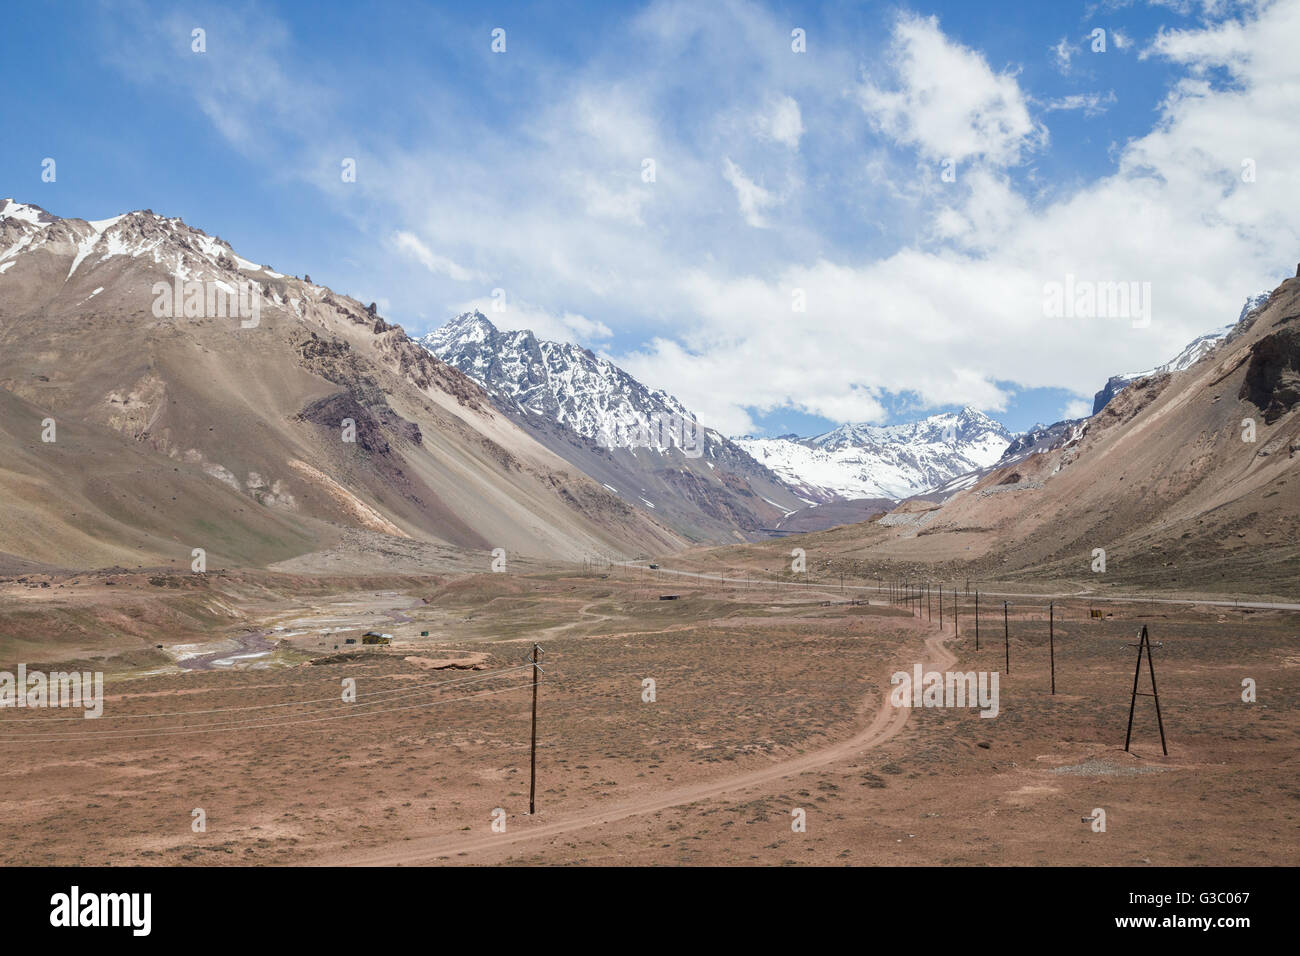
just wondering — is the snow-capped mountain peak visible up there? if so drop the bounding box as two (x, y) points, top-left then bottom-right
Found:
(813, 406), (1007, 453)
(423, 309), (496, 349)
(0, 198), (60, 227)
(421, 310), (711, 455)
(5, 201), (231, 279)
(735, 407), (1013, 502)
(419, 310), (810, 540)
(426, 309), (1016, 505)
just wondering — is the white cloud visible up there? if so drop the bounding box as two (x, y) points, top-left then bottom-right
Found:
(1052, 36), (1077, 74)
(581, 178), (649, 225)
(1143, 9), (1252, 67)
(1039, 91), (1118, 115)
(721, 157), (777, 227)
(391, 231), (484, 282)
(614, 1), (1300, 433)
(755, 94), (804, 148)
(861, 13), (1045, 166)
(1061, 398), (1094, 419)
(105, 0), (1300, 438)
(556, 312), (614, 341)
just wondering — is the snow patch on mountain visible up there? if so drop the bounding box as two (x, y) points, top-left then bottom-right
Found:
(0, 199), (57, 227)
(1092, 293), (1270, 414)
(88, 214), (126, 234)
(0, 198), (284, 303)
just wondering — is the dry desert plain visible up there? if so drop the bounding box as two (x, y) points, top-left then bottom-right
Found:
(0, 563), (1296, 866)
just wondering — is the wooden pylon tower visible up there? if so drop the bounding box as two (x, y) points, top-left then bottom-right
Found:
(1124, 625), (1168, 756)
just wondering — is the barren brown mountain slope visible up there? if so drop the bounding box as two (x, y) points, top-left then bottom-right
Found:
(0, 200), (682, 571)
(663, 275), (1300, 598)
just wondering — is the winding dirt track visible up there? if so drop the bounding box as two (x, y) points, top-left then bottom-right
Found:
(334, 621), (955, 866)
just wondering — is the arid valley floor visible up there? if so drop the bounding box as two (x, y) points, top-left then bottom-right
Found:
(1, 562), (1295, 866)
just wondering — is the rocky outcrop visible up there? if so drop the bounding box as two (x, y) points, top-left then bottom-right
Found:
(1240, 327), (1300, 424)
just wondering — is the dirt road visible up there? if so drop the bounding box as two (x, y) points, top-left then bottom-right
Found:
(333, 621), (955, 865)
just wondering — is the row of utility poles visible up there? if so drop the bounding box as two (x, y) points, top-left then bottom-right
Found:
(601, 566), (1157, 752)
(883, 582), (1170, 754)
(559, 562), (1170, 769)
(890, 583), (1070, 688)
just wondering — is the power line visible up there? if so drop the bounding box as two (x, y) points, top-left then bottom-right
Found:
(0, 664), (533, 723)
(0, 677), (541, 743)
(623, 561), (1298, 612)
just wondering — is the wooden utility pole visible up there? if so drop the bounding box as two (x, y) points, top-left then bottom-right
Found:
(529, 643), (542, 814)
(1049, 602), (1055, 694)
(953, 588), (958, 637)
(975, 591), (980, 650)
(1003, 602), (1010, 673)
(939, 587), (943, 627)
(1125, 626), (1168, 755)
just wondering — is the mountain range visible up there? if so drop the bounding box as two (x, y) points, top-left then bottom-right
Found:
(0, 198), (682, 572)
(735, 408), (1014, 501)
(420, 311), (805, 543)
(4, 196), (1284, 572)
(422, 304), (1271, 528)
(799, 273), (1300, 596)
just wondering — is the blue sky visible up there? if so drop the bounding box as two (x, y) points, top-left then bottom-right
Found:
(5, 0), (1297, 435)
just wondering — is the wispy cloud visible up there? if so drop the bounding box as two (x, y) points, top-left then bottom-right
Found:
(722, 157), (777, 227)
(392, 232), (485, 283)
(1039, 91), (1118, 115)
(755, 94), (804, 148)
(94, 0), (1300, 436)
(1051, 36), (1077, 75)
